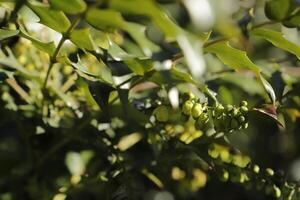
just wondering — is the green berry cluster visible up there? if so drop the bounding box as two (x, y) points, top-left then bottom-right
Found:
(181, 92), (250, 133)
(212, 101), (249, 133)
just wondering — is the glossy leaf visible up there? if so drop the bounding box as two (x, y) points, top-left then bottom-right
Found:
(108, 41), (136, 61)
(148, 68), (197, 85)
(250, 28), (300, 59)
(109, 0), (207, 78)
(49, 0), (86, 14)
(124, 22), (160, 56)
(0, 29), (19, 41)
(27, 1), (71, 33)
(75, 77), (100, 110)
(85, 9), (159, 56)
(19, 27), (56, 56)
(204, 41), (261, 73)
(85, 9), (125, 30)
(109, 0), (181, 38)
(68, 55), (102, 78)
(70, 28), (96, 51)
(107, 41), (153, 75)
(125, 59), (153, 76)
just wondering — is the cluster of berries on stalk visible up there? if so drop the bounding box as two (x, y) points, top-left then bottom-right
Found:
(181, 92), (250, 133)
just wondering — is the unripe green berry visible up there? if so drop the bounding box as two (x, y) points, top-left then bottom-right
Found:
(186, 92), (195, 100)
(153, 106), (169, 122)
(240, 101), (248, 107)
(268, 185), (281, 198)
(214, 104), (224, 117)
(182, 100), (194, 115)
(155, 100), (162, 106)
(274, 186), (281, 198)
(226, 104), (233, 112)
(266, 168), (274, 176)
(242, 122), (249, 129)
(195, 114), (210, 131)
(191, 103), (202, 119)
(219, 170), (229, 182)
(253, 165), (260, 174)
(198, 113), (209, 124)
(238, 116), (246, 123)
(266, 185), (281, 198)
(231, 108), (239, 117)
(240, 106), (248, 114)
(182, 92), (195, 102)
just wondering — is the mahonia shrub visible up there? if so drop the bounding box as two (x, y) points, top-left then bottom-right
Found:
(0, 0), (300, 199)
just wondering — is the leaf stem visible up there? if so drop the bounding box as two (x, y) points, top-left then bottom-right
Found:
(251, 21), (277, 29)
(42, 17), (80, 90)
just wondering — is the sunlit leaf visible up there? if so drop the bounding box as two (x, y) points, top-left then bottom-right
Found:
(250, 28), (300, 59)
(124, 22), (160, 56)
(27, 1), (71, 33)
(109, 0), (181, 38)
(49, 0), (86, 14)
(0, 47), (39, 77)
(70, 28), (96, 51)
(204, 41), (261, 73)
(0, 29), (19, 41)
(85, 9), (125, 31)
(19, 27), (56, 56)
(124, 59), (153, 76)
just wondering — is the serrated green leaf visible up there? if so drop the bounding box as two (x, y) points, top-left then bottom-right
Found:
(265, 0), (290, 21)
(76, 77), (100, 110)
(109, 0), (207, 78)
(85, 9), (159, 56)
(70, 28), (96, 51)
(85, 9), (125, 31)
(124, 22), (160, 56)
(0, 47), (39, 77)
(109, 0), (181, 38)
(124, 59), (153, 76)
(0, 29), (19, 41)
(204, 41), (261, 73)
(19, 27), (55, 56)
(107, 41), (152, 75)
(250, 28), (300, 59)
(65, 54), (104, 79)
(49, 0), (86, 14)
(148, 68), (196, 85)
(27, 1), (71, 33)
(108, 41), (136, 61)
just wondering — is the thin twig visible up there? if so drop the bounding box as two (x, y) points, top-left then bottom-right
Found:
(42, 17), (81, 90)
(6, 78), (32, 103)
(251, 21), (276, 29)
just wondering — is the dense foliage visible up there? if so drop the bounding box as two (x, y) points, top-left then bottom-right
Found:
(0, 0), (300, 199)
